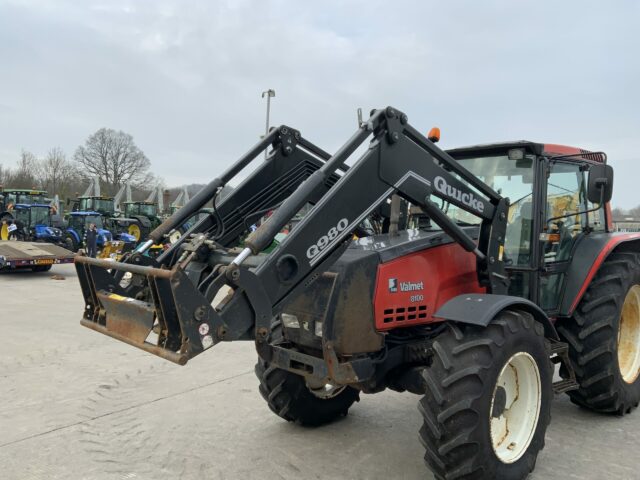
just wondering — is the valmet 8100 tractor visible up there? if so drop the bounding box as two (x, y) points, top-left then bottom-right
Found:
(75, 107), (637, 480)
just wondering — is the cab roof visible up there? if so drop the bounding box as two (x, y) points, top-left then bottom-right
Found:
(446, 141), (606, 163)
(15, 203), (51, 208)
(0, 188), (47, 194)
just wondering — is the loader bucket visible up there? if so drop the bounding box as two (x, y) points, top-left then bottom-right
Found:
(75, 255), (227, 365)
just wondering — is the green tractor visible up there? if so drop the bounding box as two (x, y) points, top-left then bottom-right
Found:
(123, 201), (163, 242)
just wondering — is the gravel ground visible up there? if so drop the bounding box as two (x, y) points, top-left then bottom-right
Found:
(1, 264), (639, 479)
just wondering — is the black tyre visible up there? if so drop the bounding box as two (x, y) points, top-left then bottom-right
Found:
(557, 251), (640, 414)
(64, 234), (78, 252)
(255, 320), (360, 426)
(419, 310), (552, 480)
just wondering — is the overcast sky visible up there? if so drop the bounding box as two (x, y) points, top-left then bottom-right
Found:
(1, 0), (639, 206)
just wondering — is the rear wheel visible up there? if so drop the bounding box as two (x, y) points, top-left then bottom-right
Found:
(557, 251), (640, 414)
(128, 223), (142, 242)
(0, 221), (9, 240)
(418, 310), (552, 480)
(254, 320), (360, 426)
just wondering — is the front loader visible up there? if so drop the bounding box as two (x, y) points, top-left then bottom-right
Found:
(75, 107), (640, 480)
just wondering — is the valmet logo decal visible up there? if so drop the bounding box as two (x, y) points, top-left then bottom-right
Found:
(388, 278), (424, 293)
(433, 176), (484, 214)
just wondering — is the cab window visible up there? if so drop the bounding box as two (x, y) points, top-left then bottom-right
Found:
(15, 208), (29, 224)
(540, 161), (588, 310)
(543, 162), (588, 263)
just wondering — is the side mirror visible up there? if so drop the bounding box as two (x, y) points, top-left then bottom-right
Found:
(587, 163), (613, 204)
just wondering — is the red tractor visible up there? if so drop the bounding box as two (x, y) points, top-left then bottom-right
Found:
(76, 107), (637, 480)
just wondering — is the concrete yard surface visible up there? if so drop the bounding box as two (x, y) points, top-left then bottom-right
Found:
(1, 264), (639, 479)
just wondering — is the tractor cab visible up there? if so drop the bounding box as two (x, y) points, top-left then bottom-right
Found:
(78, 196), (116, 216)
(0, 189), (48, 210)
(68, 212), (104, 231)
(445, 141), (612, 314)
(124, 201), (158, 218)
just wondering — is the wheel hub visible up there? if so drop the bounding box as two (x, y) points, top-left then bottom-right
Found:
(491, 386), (507, 418)
(306, 379), (347, 399)
(490, 352), (541, 464)
(618, 285), (640, 384)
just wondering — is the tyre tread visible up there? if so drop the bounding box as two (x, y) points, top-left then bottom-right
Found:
(559, 251), (640, 414)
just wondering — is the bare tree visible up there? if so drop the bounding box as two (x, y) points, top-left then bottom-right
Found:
(73, 128), (151, 193)
(11, 149), (41, 188)
(41, 147), (75, 195)
(611, 207), (627, 218)
(0, 163), (9, 186)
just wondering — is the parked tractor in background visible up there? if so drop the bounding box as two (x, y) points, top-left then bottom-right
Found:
(7, 204), (64, 244)
(0, 188), (49, 239)
(123, 201), (163, 242)
(73, 196), (137, 245)
(70, 179), (139, 244)
(64, 211), (113, 252)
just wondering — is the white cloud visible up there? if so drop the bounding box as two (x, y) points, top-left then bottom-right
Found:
(0, 0), (639, 206)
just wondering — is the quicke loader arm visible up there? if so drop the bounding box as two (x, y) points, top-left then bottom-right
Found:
(76, 107), (509, 369)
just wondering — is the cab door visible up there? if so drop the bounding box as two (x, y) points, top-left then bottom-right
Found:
(538, 160), (606, 313)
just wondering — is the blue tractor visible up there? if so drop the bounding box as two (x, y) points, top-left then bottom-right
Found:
(64, 211), (137, 252)
(64, 211), (113, 252)
(4, 203), (64, 244)
(0, 188), (49, 240)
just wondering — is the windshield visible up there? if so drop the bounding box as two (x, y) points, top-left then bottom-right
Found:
(95, 199), (114, 213)
(31, 206), (51, 226)
(439, 154), (536, 267)
(70, 216), (85, 230)
(15, 208), (29, 224)
(140, 204), (156, 217)
(442, 155), (535, 225)
(84, 215), (104, 229)
(16, 192), (46, 204)
(3, 192), (46, 207)
(80, 198), (114, 214)
(127, 203), (156, 217)
(125, 203), (136, 216)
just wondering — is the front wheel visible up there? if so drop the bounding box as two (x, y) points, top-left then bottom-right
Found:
(418, 310), (552, 480)
(254, 320), (359, 426)
(63, 234), (78, 252)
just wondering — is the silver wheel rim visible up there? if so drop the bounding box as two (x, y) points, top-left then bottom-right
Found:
(618, 285), (640, 384)
(490, 352), (542, 464)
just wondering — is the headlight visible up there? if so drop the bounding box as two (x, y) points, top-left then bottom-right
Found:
(281, 313), (300, 329)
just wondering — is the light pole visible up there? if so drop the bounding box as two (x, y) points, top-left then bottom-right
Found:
(262, 89), (275, 159)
